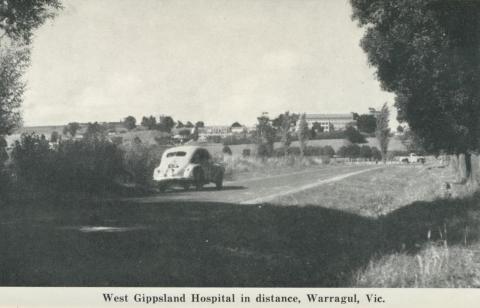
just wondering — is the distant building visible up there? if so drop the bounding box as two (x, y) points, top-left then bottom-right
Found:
(197, 125), (232, 140)
(305, 113), (355, 132)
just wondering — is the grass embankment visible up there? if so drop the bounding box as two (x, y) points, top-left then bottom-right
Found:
(222, 155), (328, 181)
(277, 162), (480, 287)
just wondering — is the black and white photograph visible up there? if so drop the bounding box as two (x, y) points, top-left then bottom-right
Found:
(1, 0), (480, 297)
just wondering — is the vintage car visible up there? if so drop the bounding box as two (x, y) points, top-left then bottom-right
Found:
(153, 146), (225, 191)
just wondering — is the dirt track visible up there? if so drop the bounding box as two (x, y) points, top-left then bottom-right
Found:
(118, 164), (382, 205)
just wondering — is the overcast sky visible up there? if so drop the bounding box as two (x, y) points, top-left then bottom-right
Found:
(23, 0), (395, 127)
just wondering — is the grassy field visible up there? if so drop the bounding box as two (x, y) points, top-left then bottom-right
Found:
(1, 160), (479, 287)
(275, 162), (480, 287)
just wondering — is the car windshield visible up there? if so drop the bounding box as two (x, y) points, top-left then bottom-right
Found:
(166, 151), (187, 158)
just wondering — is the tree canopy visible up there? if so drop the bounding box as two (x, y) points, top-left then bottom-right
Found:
(0, 0), (62, 44)
(0, 1), (62, 137)
(356, 114), (376, 134)
(351, 0), (480, 156)
(123, 116), (136, 130)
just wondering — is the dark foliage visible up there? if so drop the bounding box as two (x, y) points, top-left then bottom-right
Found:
(356, 114), (377, 134)
(11, 133), (125, 193)
(222, 145), (232, 155)
(345, 125), (367, 144)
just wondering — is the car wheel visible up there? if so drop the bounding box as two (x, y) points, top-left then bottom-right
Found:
(193, 168), (204, 190)
(215, 173), (223, 190)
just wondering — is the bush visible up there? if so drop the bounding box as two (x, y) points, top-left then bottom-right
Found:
(257, 144), (273, 158)
(11, 133), (55, 184)
(222, 145), (232, 155)
(11, 133), (125, 193)
(345, 126), (367, 144)
(207, 136), (222, 144)
(311, 130), (346, 140)
(54, 139), (124, 192)
(359, 145), (372, 159)
(242, 149), (251, 157)
(273, 146), (336, 157)
(371, 147), (382, 161)
(323, 145), (335, 157)
(122, 143), (165, 186)
(223, 135), (254, 146)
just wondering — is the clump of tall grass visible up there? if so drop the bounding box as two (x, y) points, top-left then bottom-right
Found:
(355, 241), (480, 287)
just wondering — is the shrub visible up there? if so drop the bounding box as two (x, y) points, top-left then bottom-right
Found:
(359, 145), (373, 159)
(11, 133), (125, 193)
(122, 143), (165, 186)
(311, 130), (346, 140)
(54, 139), (124, 192)
(223, 135), (254, 146)
(222, 145), (232, 155)
(257, 144), (272, 158)
(345, 126), (367, 144)
(11, 133), (55, 184)
(371, 147), (382, 161)
(242, 149), (251, 157)
(323, 145), (335, 157)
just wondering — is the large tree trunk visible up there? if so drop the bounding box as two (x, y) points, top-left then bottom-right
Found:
(454, 152), (476, 184)
(465, 152), (472, 181)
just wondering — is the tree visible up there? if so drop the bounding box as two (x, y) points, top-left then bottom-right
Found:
(50, 131), (59, 143)
(272, 111), (298, 157)
(400, 128), (425, 155)
(0, 0), (62, 44)
(0, 136), (8, 166)
(323, 145), (335, 157)
(345, 144), (361, 158)
(359, 145), (372, 159)
(0, 46), (27, 136)
(371, 147), (382, 161)
(255, 114), (276, 158)
(63, 122), (80, 138)
(351, 0), (480, 180)
(179, 129), (191, 137)
(191, 126), (199, 141)
(195, 121), (205, 128)
(345, 125), (367, 144)
(123, 116), (136, 130)
(222, 145), (232, 155)
(141, 116), (157, 130)
(185, 121), (194, 128)
(310, 122), (323, 138)
(176, 120), (184, 128)
(0, 1), (61, 136)
(159, 116), (175, 132)
(84, 122), (107, 141)
(296, 113), (309, 157)
(356, 114), (376, 134)
(375, 103), (390, 163)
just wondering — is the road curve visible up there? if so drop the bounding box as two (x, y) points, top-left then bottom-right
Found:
(116, 164), (383, 205)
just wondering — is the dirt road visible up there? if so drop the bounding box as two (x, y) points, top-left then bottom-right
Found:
(119, 164), (383, 205)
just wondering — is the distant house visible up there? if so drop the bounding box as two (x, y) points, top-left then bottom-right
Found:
(305, 113), (355, 132)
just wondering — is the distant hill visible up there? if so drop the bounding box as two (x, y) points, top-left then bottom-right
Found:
(14, 125), (66, 136)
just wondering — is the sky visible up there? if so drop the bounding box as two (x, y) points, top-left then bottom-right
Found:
(22, 0), (396, 127)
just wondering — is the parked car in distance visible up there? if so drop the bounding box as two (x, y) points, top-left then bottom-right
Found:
(397, 153), (426, 164)
(153, 146), (225, 192)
